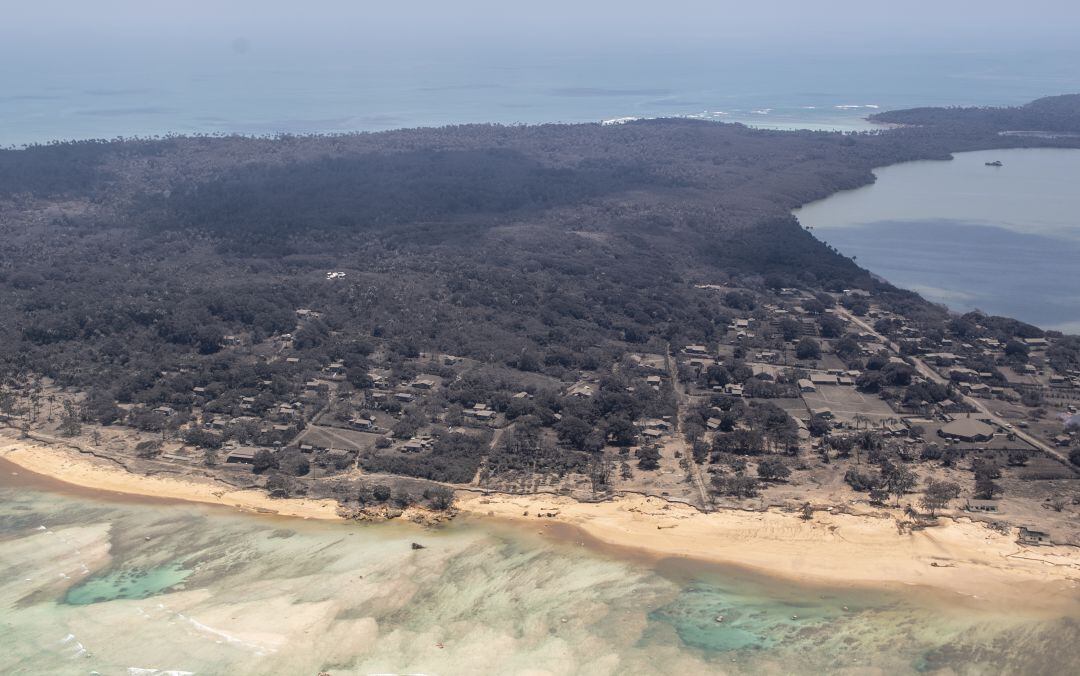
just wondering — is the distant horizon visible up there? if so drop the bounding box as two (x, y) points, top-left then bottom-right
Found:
(3, 44), (1079, 147)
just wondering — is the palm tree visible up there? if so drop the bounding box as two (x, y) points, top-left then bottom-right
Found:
(853, 413), (870, 431)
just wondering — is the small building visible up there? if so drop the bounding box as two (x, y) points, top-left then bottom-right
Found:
(810, 373), (837, 386)
(965, 499), (999, 513)
(883, 421), (907, 437)
(1017, 527), (1050, 546)
(924, 352), (960, 366)
(566, 383), (594, 398)
(641, 418), (672, 431)
(394, 392), (416, 403)
(938, 418), (995, 443)
(798, 379), (816, 393)
(326, 448), (350, 463)
(412, 378), (436, 390)
(685, 344), (708, 355)
(225, 447), (258, 464)
(948, 367), (980, 381)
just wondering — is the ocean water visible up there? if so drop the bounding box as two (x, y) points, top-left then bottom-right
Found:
(1, 468), (1078, 675)
(794, 148), (1080, 333)
(2, 47), (1080, 145)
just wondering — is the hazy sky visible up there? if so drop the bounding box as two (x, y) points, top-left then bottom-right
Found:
(5, 1), (1080, 55)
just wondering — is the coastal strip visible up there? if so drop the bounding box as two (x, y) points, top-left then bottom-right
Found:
(2, 436), (1078, 612)
(0, 438), (342, 521)
(456, 495), (1080, 614)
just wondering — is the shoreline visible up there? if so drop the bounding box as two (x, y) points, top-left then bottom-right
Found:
(0, 437), (343, 521)
(2, 437), (1079, 611)
(456, 493), (1080, 615)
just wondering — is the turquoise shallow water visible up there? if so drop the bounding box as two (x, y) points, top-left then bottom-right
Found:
(63, 562), (192, 605)
(0, 469), (1077, 675)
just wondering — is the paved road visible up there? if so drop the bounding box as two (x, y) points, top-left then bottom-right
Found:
(835, 307), (1078, 473)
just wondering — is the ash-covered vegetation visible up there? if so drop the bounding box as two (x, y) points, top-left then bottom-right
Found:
(871, 94), (1080, 134)
(1, 96), (1079, 500)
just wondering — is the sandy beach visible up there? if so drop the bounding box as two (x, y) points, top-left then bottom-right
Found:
(455, 493), (1080, 613)
(0, 437), (343, 521)
(3, 436), (1078, 610)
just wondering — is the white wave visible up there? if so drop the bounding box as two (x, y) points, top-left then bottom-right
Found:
(751, 108), (772, 115)
(60, 633), (87, 658)
(601, 116), (638, 125)
(176, 612), (277, 655)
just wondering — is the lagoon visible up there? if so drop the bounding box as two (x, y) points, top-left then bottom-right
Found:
(794, 148), (1080, 333)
